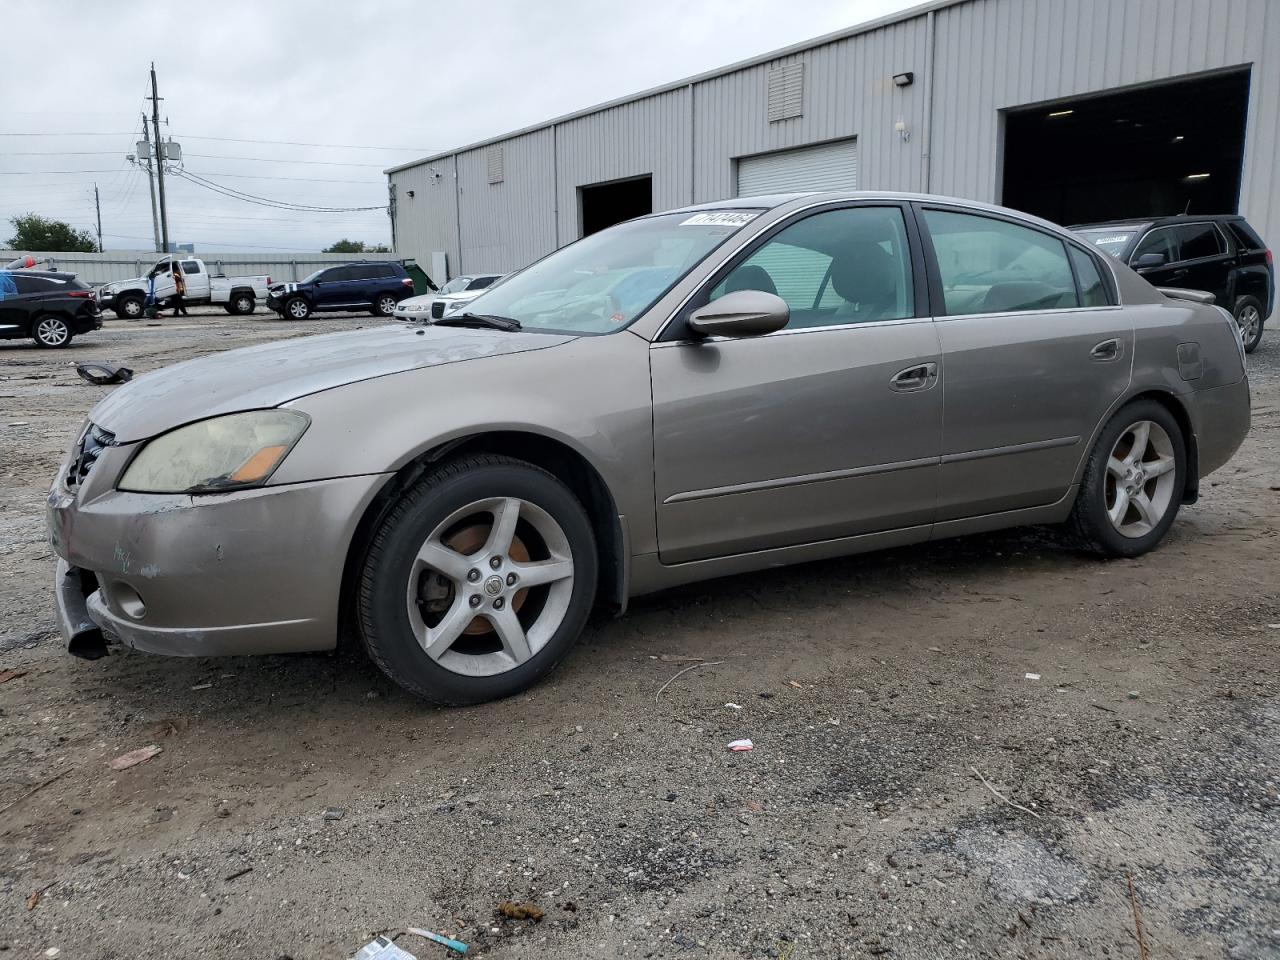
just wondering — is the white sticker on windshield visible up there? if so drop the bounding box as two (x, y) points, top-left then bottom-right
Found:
(680, 212), (759, 227)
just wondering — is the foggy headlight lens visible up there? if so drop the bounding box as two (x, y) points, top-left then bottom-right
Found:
(119, 410), (309, 494)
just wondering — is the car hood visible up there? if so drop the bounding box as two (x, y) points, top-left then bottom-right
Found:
(89, 324), (574, 443)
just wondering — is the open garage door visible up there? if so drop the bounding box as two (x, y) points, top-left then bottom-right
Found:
(1002, 70), (1250, 227)
(736, 139), (858, 196)
(580, 176), (652, 237)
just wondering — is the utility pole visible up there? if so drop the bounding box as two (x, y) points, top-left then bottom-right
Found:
(140, 114), (161, 252)
(148, 62), (170, 253)
(93, 183), (104, 253)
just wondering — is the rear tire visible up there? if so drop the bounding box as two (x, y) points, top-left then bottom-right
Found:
(373, 294), (397, 317)
(1234, 295), (1265, 353)
(229, 292), (256, 315)
(32, 314), (73, 348)
(1065, 399), (1186, 558)
(357, 455), (598, 705)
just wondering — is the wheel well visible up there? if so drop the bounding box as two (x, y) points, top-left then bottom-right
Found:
(1127, 389), (1199, 504)
(230, 286), (255, 298)
(337, 431), (626, 648)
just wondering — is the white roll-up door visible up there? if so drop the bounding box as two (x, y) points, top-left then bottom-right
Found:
(735, 139), (858, 196)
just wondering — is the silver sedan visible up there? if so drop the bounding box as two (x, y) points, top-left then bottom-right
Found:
(48, 192), (1250, 704)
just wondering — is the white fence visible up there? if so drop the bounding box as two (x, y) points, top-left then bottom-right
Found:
(0, 249), (405, 285)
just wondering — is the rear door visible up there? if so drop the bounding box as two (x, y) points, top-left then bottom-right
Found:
(918, 204), (1132, 520)
(1170, 222), (1233, 305)
(650, 202), (941, 563)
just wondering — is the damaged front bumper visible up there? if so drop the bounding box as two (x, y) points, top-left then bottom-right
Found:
(47, 439), (388, 659)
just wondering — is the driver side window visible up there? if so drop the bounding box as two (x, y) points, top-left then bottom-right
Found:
(1132, 227), (1180, 266)
(709, 206), (914, 329)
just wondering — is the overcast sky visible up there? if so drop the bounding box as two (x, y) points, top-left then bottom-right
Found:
(2, 0), (918, 254)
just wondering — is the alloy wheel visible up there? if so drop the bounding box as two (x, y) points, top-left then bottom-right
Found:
(406, 496), (575, 676)
(288, 299), (309, 319)
(378, 296), (396, 315)
(1104, 420), (1177, 538)
(36, 317), (70, 346)
(1237, 304), (1261, 345)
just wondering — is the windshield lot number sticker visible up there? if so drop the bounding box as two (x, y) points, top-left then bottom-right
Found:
(680, 212), (759, 227)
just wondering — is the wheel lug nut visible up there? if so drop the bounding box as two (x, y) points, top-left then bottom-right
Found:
(469, 595), (482, 608)
(489, 556), (502, 570)
(493, 597), (505, 610)
(467, 569), (480, 583)
(506, 573), (518, 586)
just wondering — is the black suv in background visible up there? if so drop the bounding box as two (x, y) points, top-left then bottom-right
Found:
(265, 261), (414, 320)
(1074, 214), (1274, 352)
(0, 270), (102, 348)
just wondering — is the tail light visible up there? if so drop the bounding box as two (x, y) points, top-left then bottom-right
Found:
(1266, 249), (1273, 266)
(67, 290), (92, 298)
(402, 278), (413, 288)
(266, 276), (272, 285)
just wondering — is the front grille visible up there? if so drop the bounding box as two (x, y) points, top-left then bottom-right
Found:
(67, 423), (115, 488)
(430, 301), (445, 319)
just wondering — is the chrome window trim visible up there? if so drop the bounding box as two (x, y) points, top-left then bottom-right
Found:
(930, 304), (1126, 323)
(650, 313), (933, 348)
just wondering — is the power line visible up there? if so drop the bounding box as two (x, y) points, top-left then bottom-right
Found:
(0, 169), (125, 175)
(174, 170), (387, 212)
(178, 169), (380, 185)
(173, 133), (428, 151)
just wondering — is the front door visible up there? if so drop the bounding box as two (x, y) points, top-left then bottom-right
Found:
(917, 205), (1134, 520)
(651, 203), (942, 564)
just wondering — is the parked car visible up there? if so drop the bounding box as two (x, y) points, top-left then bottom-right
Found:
(266, 261), (414, 320)
(1074, 214), (1273, 352)
(425, 273), (505, 320)
(97, 257), (272, 319)
(0, 270), (101, 347)
(48, 192), (1249, 705)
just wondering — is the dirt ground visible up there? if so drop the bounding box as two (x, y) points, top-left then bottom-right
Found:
(0, 307), (1277, 960)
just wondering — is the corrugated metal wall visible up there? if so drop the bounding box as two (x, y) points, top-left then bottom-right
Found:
(391, 160), (460, 279)
(390, 0), (1280, 275)
(0, 250), (403, 285)
(455, 128), (557, 273)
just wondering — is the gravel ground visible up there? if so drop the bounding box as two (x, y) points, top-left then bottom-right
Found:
(0, 308), (1277, 960)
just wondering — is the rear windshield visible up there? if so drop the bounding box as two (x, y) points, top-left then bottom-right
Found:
(1075, 229), (1137, 258)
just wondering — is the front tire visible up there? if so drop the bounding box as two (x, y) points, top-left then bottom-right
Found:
(357, 455), (598, 705)
(1066, 399), (1186, 558)
(284, 296), (311, 320)
(1234, 295), (1265, 353)
(32, 314), (73, 348)
(116, 294), (144, 320)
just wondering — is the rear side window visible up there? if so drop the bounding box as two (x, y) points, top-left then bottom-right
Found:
(1175, 223), (1224, 260)
(13, 275), (66, 294)
(1069, 247), (1110, 306)
(468, 276), (497, 290)
(923, 209), (1079, 315)
(367, 264), (396, 279)
(1225, 220), (1265, 251)
(181, 261), (201, 274)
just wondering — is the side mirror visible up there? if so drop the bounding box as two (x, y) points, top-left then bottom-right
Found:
(1132, 252), (1167, 270)
(687, 290), (790, 339)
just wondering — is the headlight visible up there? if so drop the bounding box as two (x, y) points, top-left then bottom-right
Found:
(118, 410), (309, 494)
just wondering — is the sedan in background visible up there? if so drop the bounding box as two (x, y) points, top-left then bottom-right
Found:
(425, 273), (505, 320)
(49, 193), (1249, 707)
(0, 270), (102, 347)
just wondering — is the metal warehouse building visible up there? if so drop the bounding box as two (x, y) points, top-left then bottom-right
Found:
(386, 0), (1280, 279)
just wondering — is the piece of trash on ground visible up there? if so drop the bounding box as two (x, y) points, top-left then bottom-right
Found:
(223, 866), (252, 882)
(74, 362), (133, 386)
(407, 928), (469, 954)
(497, 901), (545, 922)
(0, 668), (28, 684)
(787, 680), (803, 689)
(655, 654), (705, 663)
(727, 739), (754, 752)
(26, 882), (54, 911)
(108, 745), (162, 770)
(323, 806), (346, 821)
(352, 936), (417, 960)
(724, 702), (743, 710)
(1025, 673), (1041, 681)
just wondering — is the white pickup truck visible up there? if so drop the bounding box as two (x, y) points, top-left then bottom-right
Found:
(97, 256), (273, 319)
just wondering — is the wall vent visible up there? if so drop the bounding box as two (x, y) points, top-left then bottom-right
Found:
(487, 146), (504, 184)
(767, 62), (805, 122)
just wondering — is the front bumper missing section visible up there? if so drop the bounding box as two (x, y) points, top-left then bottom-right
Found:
(55, 559), (107, 660)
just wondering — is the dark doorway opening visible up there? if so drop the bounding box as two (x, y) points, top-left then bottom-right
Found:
(579, 175), (652, 237)
(1002, 69), (1250, 227)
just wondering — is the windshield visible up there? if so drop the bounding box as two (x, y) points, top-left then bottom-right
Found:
(439, 276), (472, 295)
(1075, 229), (1138, 258)
(459, 210), (760, 334)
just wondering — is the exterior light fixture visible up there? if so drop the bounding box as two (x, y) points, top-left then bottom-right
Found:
(893, 72), (914, 87)
(1047, 109), (1074, 118)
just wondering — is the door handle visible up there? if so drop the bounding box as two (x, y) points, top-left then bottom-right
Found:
(889, 361), (939, 392)
(1090, 338), (1122, 362)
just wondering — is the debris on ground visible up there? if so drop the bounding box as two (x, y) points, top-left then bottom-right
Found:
(654, 660), (725, 702)
(0, 668), (28, 684)
(26, 882), (54, 911)
(352, 936), (417, 960)
(74, 362), (134, 385)
(652, 654), (705, 663)
(724, 702), (743, 710)
(497, 901), (545, 922)
(223, 866), (253, 882)
(107, 745), (162, 771)
(323, 806), (346, 821)
(786, 680), (803, 689)
(1025, 673), (1041, 681)
(407, 928), (469, 954)
(190, 682), (213, 691)
(727, 739), (754, 752)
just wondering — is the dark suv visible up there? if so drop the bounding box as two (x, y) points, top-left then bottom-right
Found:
(1074, 215), (1273, 352)
(0, 270), (102, 348)
(266, 261), (414, 320)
